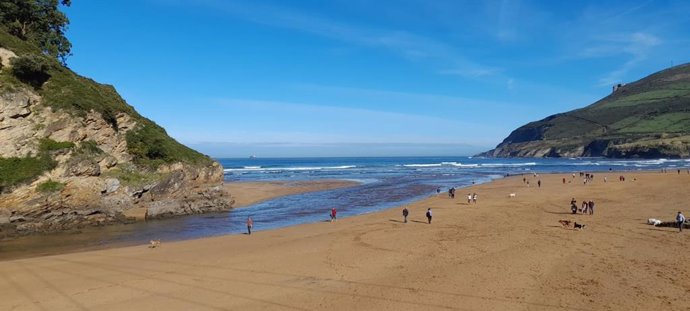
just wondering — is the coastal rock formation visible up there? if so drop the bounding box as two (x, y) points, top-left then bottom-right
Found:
(481, 63), (690, 158)
(0, 36), (232, 237)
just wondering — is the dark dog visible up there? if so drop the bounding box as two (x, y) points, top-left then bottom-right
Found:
(574, 222), (585, 229)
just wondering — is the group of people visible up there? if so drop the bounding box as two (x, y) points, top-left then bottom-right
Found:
(401, 206), (433, 224)
(242, 173), (686, 235)
(467, 193), (478, 204)
(448, 187), (456, 198)
(570, 198), (595, 215)
(661, 168), (690, 174)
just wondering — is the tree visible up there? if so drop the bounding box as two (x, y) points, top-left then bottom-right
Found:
(0, 0), (72, 63)
(10, 54), (51, 88)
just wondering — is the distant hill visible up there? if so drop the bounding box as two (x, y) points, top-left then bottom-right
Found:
(480, 63), (690, 158)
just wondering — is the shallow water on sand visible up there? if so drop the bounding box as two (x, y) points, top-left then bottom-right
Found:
(2, 156), (689, 260)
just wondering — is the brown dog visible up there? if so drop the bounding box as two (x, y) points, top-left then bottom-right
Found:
(558, 220), (572, 228)
(149, 239), (161, 248)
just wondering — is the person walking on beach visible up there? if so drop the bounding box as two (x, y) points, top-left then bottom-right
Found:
(426, 208), (432, 224)
(402, 207), (409, 223)
(588, 201), (594, 215)
(467, 193), (472, 204)
(537, 180), (541, 188)
(246, 216), (253, 235)
(330, 208), (337, 222)
(570, 198), (577, 214)
(472, 193), (478, 204)
(677, 211), (686, 232)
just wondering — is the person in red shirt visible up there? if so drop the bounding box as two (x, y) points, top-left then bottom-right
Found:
(330, 208), (337, 222)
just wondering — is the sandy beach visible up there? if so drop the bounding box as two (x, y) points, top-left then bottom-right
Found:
(224, 180), (359, 208)
(1, 171), (689, 310)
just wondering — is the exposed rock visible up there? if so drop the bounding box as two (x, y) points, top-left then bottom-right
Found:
(0, 209), (10, 224)
(99, 155), (118, 169)
(103, 178), (120, 194)
(0, 47), (17, 67)
(0, 90), (41, 157)
(66, 158), (101, 177)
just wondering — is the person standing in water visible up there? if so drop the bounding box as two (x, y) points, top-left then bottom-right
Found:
(426, 208), (432, 224)
(246, 216), (253, 235)
(402, 207), (409, 223)
(330, 208), (337, 222)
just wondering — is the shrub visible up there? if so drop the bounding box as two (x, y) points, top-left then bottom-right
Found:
(0, 155), (56, 192)
(103, 166), (160, 187)
(77, 140), (103, 155)
(37, 179), (65, 193)
(126, 121), (211, 168)
(39, 138), (74, 152)
(10, 54), (51, 88)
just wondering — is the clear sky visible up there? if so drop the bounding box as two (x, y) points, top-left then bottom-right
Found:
(62, 0), (690, 157)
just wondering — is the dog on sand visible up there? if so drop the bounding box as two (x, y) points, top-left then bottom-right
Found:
(558, 220), (572, 228)
(149, 239), (161, 248)
(509, 193), (516, 198)
(647, 218), (662, 226)
(573, 222), (585, 229)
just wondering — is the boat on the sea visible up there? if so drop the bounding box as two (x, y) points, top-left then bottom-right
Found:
(249, 155), (257, 159)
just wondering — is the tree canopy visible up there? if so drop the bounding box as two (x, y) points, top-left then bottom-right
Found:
(0, 0), (72, 63)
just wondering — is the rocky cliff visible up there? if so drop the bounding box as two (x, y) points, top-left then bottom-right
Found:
(481, 63), (690, 158)
(0, 36), (232, 236)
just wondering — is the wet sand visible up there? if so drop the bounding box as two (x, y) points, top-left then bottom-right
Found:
(0, 180), (358, 261)
(225, 179), (359, 208)
(1, 172), (689, 310)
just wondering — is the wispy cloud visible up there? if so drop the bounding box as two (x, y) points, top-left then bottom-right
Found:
(555, 1), (681, 86)
(161, 0), (500, 78)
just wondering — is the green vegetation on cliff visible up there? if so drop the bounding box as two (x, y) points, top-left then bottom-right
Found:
(36, 179), (64, 193)
(0, 138), (72, 192)
(483, 63), (690, 158)
(0, 155), (55, 192)
(0, 0), (72, 62)
(0, 6), (213, 190)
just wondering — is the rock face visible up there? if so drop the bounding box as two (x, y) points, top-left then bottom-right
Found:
(0, 51), (232, 237)
(481, 63), (690, 158)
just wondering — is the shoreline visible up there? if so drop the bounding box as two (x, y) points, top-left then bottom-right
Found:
(224, 179), (359, 208)
(1, 170), (689, 310)
(0, 179), (359, 261)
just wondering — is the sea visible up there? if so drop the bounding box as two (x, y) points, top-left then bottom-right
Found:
(2, 156), (689, 259)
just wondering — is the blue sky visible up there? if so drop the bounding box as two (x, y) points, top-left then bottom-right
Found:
(63, 0), (690, 157)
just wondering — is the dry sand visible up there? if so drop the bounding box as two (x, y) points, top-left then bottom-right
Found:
(225, 180), (358, 208)
(1, 172), (689, 310)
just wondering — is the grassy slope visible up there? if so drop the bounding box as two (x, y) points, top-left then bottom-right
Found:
(0, 29), (212, 190)
(500, 64), (690, 146)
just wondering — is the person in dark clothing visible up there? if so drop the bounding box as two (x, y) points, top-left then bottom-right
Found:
(589, 201), (594, 215)
(426, 208), (432, 224)
(246, 217), (253, 235)
(677, 212), (686, 232)
(570, 198), (577, 214)
(402, 207), (409, 223)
